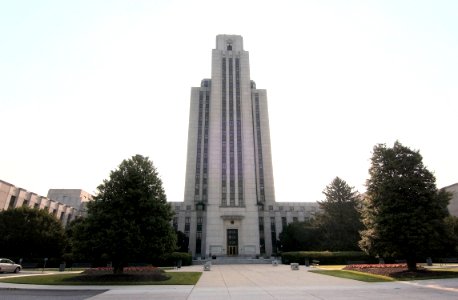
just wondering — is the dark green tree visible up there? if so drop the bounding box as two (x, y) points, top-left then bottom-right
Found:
(70, 155), (177, 273)
(444, 215), (458, 254)
(0, 206), (66, 259)
(359, 141), (451, 271)
(63, 217), (86, 262)
(279, 221), (320, 252)
(315, 177), (363, 251)
(175, 230), (189, 253)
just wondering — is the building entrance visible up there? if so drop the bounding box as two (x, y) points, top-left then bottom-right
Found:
(227, 229), (238, 256)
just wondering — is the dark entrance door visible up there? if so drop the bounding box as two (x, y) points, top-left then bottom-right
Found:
(227, 229), (238, 256)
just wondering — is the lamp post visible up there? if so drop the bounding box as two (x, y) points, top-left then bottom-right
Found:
(42, 257), (48, 273)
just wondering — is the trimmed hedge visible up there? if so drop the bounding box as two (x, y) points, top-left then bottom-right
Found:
(281, 251), (377, 265)
(163, 252), (192, 266)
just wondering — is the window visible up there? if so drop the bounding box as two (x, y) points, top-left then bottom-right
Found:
(196, 232), (202, 255)
(197, 217), (203, 225)
(66, 214), (72, 226)
(185, 217), (190, 231)
(270, 217), (276, 231)
(260, 238), (266, 254)
(9, 195), (16, 208)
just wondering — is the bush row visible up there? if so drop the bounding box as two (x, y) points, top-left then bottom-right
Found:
(281, 251), (378, 265)
(11, 252), (193, 269)
(162, 252), (192, 266)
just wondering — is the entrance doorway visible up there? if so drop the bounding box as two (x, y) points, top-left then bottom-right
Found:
(227, 229), (238, 256)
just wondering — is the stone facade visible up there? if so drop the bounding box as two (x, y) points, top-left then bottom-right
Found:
(0, 179), (92, 226)
(47, 189), (92, 215)
(173, 35), (320, 258)
(444, 183), (458, 217)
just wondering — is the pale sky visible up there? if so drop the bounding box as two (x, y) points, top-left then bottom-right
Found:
(1, 0), (457, 204)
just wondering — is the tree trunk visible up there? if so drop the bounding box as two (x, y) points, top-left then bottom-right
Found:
(406, 257), (417, 271)
(113, 262), (124, 274)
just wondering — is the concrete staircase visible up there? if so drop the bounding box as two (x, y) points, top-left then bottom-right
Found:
(193, 256), (278, 265)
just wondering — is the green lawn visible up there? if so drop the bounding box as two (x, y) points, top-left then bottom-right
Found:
(313, 265), (345, 270)
(310, 268), (458, 282)
(394, 268), (458, 281)
(0, 271), (202, 285)
(309, 270), (395, 282)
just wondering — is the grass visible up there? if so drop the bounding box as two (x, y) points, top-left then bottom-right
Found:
(393, 268), (458, 281)
(0, 271), (202, 285)
(311, 266), (458, 282)
(313, 265), (345, 270)
(429, 267), (458, 272)
(310, 270), (394, 282)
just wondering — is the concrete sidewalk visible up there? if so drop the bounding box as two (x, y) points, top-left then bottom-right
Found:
(181, 264), (458, 299)
(1, 264), (458, 299)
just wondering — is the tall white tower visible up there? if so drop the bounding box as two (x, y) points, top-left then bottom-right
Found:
(182, 35), (276, 257)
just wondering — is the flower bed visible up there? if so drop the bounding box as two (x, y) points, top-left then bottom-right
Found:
(344, 263), (407, 270)
(343, 263), (437, 278)
(70, 266), (170, 282)
(83, 266), (159, 275)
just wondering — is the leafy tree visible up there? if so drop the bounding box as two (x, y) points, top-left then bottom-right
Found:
(315, 177), (363, 251)
(63, 217), (86, 262)
(279, 221), (320, 252)
(444, 216), (458, 254)
(70, 155), (177, 273)
(0, 207), (66, 259)
(359, 141), (451, 271)
(175, 230), (189, 253)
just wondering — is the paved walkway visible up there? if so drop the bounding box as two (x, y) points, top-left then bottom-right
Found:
(1, 264), (458, 299)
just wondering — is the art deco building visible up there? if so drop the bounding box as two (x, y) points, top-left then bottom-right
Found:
(0, 179), (91, 226)
(444, 183), (458, 217)
(173, 35), (320, 258)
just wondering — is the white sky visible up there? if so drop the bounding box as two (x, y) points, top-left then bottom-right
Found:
(1, 0), (457, 203)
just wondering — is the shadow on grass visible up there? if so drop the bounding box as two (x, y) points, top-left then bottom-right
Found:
(389, 269), (458, 281)
(309, 270), (393, 282)
(0, 272), (202, 285)
(310, 269), (458, 282)
(63, 272), (170, 283)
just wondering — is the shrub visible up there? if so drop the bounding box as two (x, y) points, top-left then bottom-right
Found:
(73, 266), (170, 282)
(163, 252), (192, 266)
(281, 251), (377, 265)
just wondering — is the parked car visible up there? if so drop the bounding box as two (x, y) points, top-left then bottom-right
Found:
(0, 258), (22, 273)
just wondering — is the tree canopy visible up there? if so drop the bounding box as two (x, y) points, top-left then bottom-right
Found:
(0, 206), (66, 259)
(315, 177), (363, 251)
(279, 221), (320, 252)
(359, 141), (451, 271)
(70, 154), (177, 273)
(444, 216), (458, 254)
